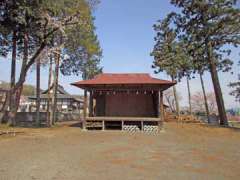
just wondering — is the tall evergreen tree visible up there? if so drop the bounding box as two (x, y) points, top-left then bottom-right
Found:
(60, 12), (102, 78)
(151, 15), (193, 116)
(0, 0), (101, 125)
(170, 0), (240, 125)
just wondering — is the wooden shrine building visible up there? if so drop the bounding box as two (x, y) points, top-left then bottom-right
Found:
(72, 73), (176, 132)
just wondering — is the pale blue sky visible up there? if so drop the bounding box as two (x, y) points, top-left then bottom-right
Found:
(0, 0), (239, 109)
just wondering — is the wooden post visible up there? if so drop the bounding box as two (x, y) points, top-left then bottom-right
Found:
(157, 91), (160, 117)
(89, 91), (93, 117)
(102, 121), (105, 131)
(121, 121), (124, 131)
(141, 121), (144, 131)
(160, 91), (164, 127)
(83, 90), (87, 130)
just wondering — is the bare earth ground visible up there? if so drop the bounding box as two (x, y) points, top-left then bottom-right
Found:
(0, 122), (240, 180)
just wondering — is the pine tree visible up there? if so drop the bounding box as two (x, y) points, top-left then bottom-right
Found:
(170, 0), (240, 125)
(151, 15), (193, 116)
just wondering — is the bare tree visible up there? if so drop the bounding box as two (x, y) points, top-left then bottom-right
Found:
(199, 73), (210, 123)
(192, 91), (218, 114)
(164, 89), (182, 113)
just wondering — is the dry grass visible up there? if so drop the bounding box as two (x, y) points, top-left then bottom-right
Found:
(0, 121), (240, 180)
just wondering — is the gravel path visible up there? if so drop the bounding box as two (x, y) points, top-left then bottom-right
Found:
(0, 122), (240, 180)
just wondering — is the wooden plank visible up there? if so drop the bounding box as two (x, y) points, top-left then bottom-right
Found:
(86, 116), (161, 122)
(83, 84), (172, 91)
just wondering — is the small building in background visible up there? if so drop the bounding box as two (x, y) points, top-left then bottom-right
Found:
(28, 85), (83, 113)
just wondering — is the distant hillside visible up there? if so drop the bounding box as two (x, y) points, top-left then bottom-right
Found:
(0, 81), (36, 96)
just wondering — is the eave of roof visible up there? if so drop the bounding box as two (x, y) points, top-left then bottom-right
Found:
(71, 73), (176, 88)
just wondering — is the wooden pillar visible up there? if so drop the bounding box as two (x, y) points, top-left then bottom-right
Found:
(157, 91), (160, 117)
(102, 121), (105, 131)
(160, 91), (164, 122)
(121, 121), (124, 131)
(83, 90), (87, 130)
(141, 121), (144, 131)
(89, 91), (93, 117)
(61, 99), (63, 111)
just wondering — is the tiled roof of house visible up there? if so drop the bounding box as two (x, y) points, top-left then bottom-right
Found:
(72, 73), (176, 87)
(28, 84), (83, 102)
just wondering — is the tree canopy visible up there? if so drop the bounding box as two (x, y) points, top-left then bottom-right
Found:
(229, 60), (240, 102)
(151, 15), (192, 81)
(152, 0), (240, 125)
(0, 0), (102, 124)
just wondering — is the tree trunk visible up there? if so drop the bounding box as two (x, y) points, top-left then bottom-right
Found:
(165, 95), (174, 112)
(9, 30), (17, 125)
(199, 72), (210, 123)
(46, 57), (53, 127)
(0, 92), (10, 123)
(50, 49), (60, 126)
(11, 32), (29, 126)
(207, 41), (228, 126)
(15, 33), (28, 113)
(10, 31), (17, 105)
(171, 76), (180, 116)
(187, 77), (192, 115)
(1, 36), (46, 124)
(36, 57), (41, 127)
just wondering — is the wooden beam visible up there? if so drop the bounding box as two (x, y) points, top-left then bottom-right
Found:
(84, 85), (168, 91)
(86, 116), (161, 121)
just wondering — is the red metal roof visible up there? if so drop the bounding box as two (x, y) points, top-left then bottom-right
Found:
(71, 73), (176, 87)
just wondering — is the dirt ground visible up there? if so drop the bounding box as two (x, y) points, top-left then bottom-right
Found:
(0, 122), (240, 180)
